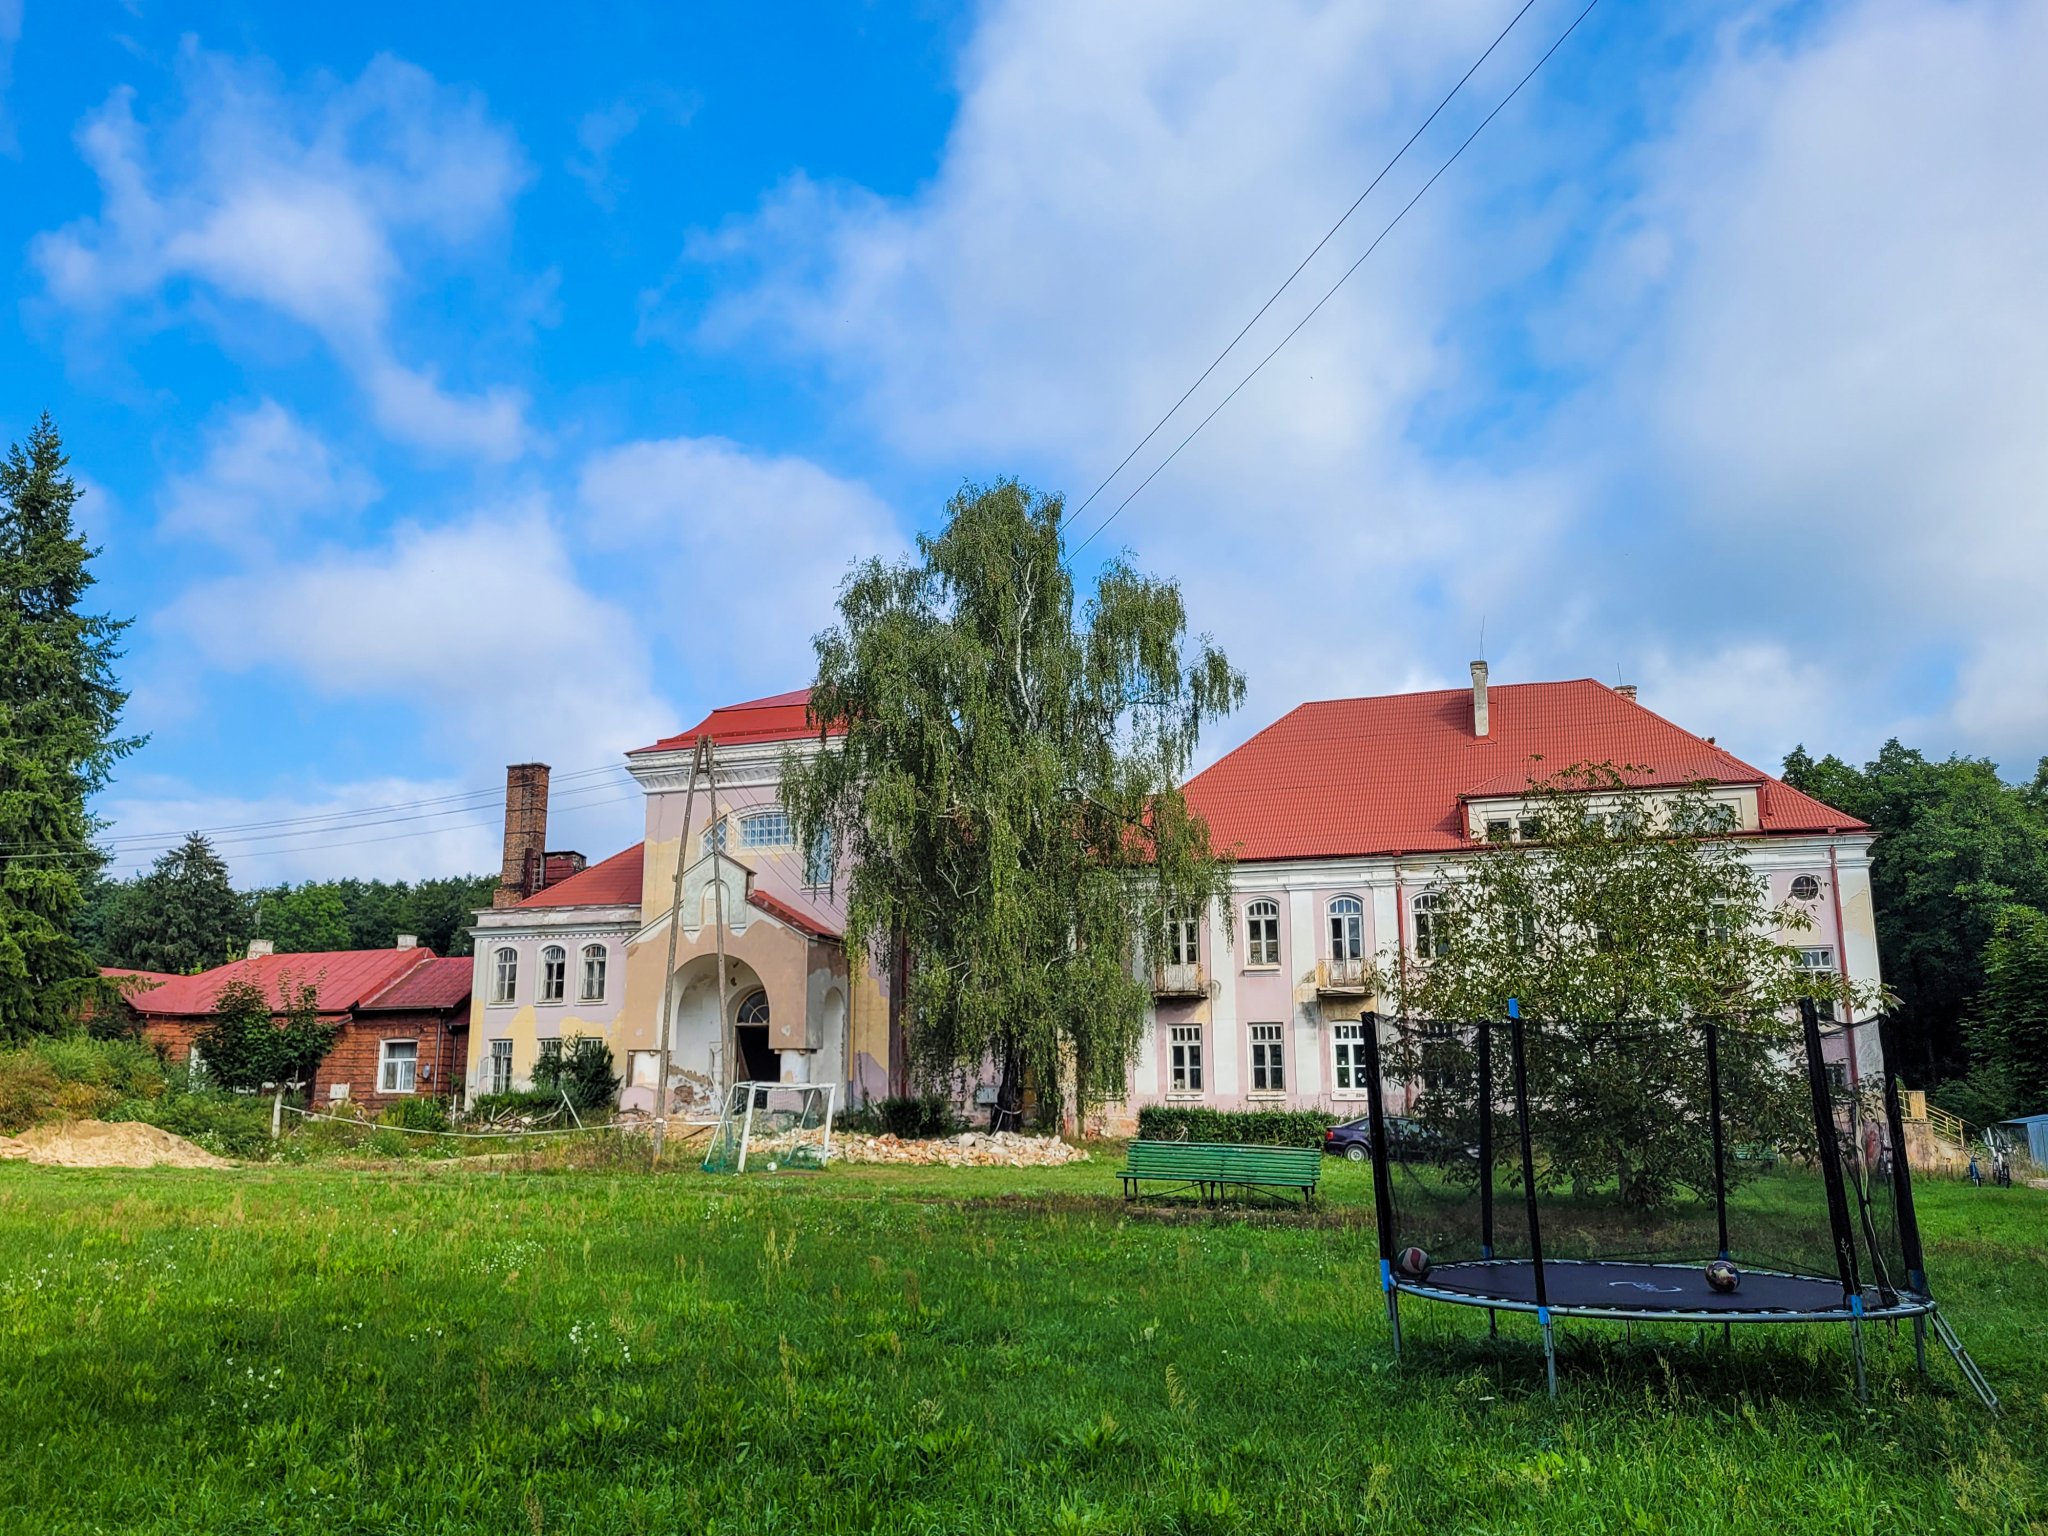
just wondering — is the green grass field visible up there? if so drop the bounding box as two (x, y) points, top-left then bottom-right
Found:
(0, 1152), (2041, 1534)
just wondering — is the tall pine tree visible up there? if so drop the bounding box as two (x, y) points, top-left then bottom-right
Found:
(101, 833), (251, 974)
(0, 415), (139, 1038)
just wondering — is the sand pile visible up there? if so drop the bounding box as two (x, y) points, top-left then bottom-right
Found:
(8, 1120), (229, 1169)
(0, 1135), (24, 1160)
(832, 1130), (1090, 1168)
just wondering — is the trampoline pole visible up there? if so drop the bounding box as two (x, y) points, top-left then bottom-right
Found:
(1507, 1000), (1553, 1399)
(1360, 1012), (1402, 1367)
(1913, 1314), (1928, 1377)
(1478, 1019), (1497, 1341)
(1852, 1310), (1869, 1404)
(1704, 1018), (1731, 1262)
(1801, 999), (1865, 1403)
(1877, 1015), (1929, 1297)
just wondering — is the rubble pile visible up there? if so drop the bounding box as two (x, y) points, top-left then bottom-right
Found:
(831, 1130), (1091, 1168)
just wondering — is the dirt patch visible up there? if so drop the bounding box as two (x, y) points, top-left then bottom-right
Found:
(0, 1134), (24, 1160)
(9, 1120), (229, 1169)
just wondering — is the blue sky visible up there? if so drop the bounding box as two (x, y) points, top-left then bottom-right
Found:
(3, 0), (2043, 883)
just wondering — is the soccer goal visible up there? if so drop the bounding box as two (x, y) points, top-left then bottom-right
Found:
(701, 1081), (836, 1173)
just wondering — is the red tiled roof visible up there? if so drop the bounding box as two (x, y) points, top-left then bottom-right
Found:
(1182, 679), (1865, 863)
(747, 888), (842, 941)
(517, 843), (645, 908)
(360, 955), (474, 1012)
(128, 949), (437, 1019)
(631, 689), (841, 756)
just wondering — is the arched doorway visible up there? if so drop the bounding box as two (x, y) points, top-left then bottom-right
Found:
(734, 988), (778, 1083)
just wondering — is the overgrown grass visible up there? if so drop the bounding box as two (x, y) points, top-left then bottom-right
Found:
(0, 1156), (2040, 1533)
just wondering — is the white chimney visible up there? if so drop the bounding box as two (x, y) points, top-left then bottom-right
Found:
(1470, 660), (1490, 738)
(246, 938), (276, 960)
(395, 934), (418, 950)
(1616, 683), (1637, 701)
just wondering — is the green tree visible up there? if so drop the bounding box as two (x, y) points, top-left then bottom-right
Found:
(402, 875), (496, 957)
(99, 833), (251, 974)
(1783, 741), (2048, 1080)
(0, 414), (141, 1039)
(1381, 767), (1877, 1207)
(255, 883), (352, 953)
(782, 480), (1243, 1128)
(1958, 905), (2048, 1119)
(193, 975), (336, 1093)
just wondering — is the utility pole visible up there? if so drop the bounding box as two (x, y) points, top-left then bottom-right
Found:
(650, 736), (709, 1163)
(706, 739), (733, 1098)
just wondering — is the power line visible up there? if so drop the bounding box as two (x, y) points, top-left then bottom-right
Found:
(1069, 0), (1601, 559)
(1059, 0), (1544, 535)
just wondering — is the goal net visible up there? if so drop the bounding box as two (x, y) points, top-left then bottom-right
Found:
(701, 1081), (836, 1173)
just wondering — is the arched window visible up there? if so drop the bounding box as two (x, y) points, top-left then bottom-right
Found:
(1328, 896), (1364, 961)
(579, 944), (607, 1003)
(1412, 891), (1447, 959)
(700, 818), (729, 856)
(737, 990), (771, 1027)
(739, 810), (792, 848)
(492, 947), (518, 1004)
(1789, 874), (1822, 902)
(1245, 899), (1281, 967)
(540, 945), (567, 1003)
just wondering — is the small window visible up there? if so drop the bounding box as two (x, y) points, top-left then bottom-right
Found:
(1517, 817), (1543, 842)
(1167, 907), (1200, 966)
(1245, 899), (1281, 968)
(379, 1040), (419, 1095)
(737, 989), (771, 1027)
(1328, 896), (1364, 962)
(540, 945), (567, 1004)
(1412, 891), (1447, 959)
(1169, 1024), (1203, 1093)
(1789, 874), (1822, 902)
(1484, 819), (1512, 843)
(579, 944), (607, 1003)
(739, 810), (792, 849)
(1797, 946), (1835, 972)
(1250, 1023), (1285, 1094)
(492, 947), (518, 1004)
(1332, 1021), (1367, 1092)
(804, 827), (835, 888)
(537, 1037), (563, 1071)
(488, 1039), (513, 1095)
(701, 819), (729, 856)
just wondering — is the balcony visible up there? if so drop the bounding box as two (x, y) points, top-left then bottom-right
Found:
(1317, 956), (1371, 995)
(1151, 961), (1206, 998)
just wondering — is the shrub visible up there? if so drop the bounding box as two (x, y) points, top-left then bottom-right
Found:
(470, 1089), (571, 1121)
(1134, 1106), (1338, 1147)
(0, 1051), (61, 1133)
(871, 1093), (957, 1139)
(559, 1037), (621, 1112)
(114, 1092), (278, 1160)
(379, 1096), (451, 1133)
(0, 1033), (171, 1132)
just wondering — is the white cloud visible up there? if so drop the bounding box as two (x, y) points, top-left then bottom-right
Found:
(576, 434), (905, 693)
(160, 400), (377, 548)
(567, 89), (695, 209)
(34, 50), (533, 459)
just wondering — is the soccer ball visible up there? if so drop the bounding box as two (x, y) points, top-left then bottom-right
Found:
(1704, 1259), (1740, 1293)
(1395, 1246), (1432, 1281)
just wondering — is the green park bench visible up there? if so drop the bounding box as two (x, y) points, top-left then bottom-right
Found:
(1117, 1140), (1323, 1207)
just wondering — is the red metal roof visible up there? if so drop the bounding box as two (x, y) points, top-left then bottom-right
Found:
(128, 948), (438, 1019)
(517, 843), (645, 908)
(631, 689), (841, 756)
(102, 967), (177, 991)
(1182, 679), (1864, 863)
(746, 888), (842, 941)
(360, 954), (474, 1013)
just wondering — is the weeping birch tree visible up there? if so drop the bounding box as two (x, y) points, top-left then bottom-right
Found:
(781, 480), (1243, 1128)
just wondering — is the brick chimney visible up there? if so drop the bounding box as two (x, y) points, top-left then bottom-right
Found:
(1616, 683), (1637, 701)
(246, 938), (276, 960)
(494, 763), (550, 907)
(1470, 660), (1490, 738)
(395, 933), (418, 949)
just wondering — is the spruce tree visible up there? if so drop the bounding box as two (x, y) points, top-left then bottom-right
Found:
(0, 414), (139, 1039)
(101, 833), (251, 974)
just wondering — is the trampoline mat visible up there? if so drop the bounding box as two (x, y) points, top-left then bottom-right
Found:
(1413, 1259), (1859, 1315)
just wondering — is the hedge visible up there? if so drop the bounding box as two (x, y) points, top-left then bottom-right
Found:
(1135, 1105), (1339, 1147)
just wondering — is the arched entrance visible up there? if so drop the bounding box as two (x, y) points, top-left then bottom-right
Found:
(734, 988), (778, 1083)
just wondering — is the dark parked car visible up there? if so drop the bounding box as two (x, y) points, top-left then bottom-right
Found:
(1323, 1114), (1473, 1163)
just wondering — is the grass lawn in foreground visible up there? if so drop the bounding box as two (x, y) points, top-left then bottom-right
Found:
(0, 1152), (2041, 1534)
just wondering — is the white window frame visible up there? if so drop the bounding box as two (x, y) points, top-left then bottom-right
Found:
(1249, 1022), (1285, 1095)
(1412, 891), (1447, 959)
(1169, 1023), (1204, 1095)
(1789, 874), (1823, 902)
(379, 1039), (419, 1095)
(736, 989), (771, 1028)
(804, 826), (835, 888)
(579, 943), (608, 1003)
(1244, 899), (1281, 969)
(492, 947), (518, 1005)
(487, 1039), (513, 1095)
(1167, 907), (1200, 966)
(539, 944), (567, 1004)
(1327, 896), (1364, 962)
(739, 810), (793, 849)
(701, 819), (729, 856)
(1331, 1020), (1367, 1095)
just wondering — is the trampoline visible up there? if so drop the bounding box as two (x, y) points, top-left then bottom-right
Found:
(1358, 1001), (1996, 1407)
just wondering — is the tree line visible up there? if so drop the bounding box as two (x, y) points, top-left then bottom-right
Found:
(79, 831), (497, 974)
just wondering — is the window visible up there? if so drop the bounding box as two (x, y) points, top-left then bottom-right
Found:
(737, 989), (771, 1027)
(700, 819), (729, 856)
(540, 945), (567, 1003)
(1797, 947), (1838, 1021)
(488, 1039), (513, 1095)
(1245, 899), (1281, 967)
(1332, 1021), (1367, 1092)
(805, 827), (835, 888)
(1250, 1023), (1285, 1094)
(1328, 896), (1364, 961)
(739, 810), (792, 849)
(537, 1037), (563, 1072)
(1517, 817), (1543, 842)
(379, 1040), (419, 1095)
(1790, 874), (1823, 902)
(1412, 891), (1447, 958)
(492, 947), (518, 1004)
(579, 944), (608, 1003)
(1420, 1020), (1457, 1094)
(1484, 819), (1512, 843)
(1167, 907), (1200, 966)
(1169, 1024), (1204, 1093)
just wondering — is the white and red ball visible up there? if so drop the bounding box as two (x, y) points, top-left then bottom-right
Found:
(1704, 1259), (1741, 1294)
(1395, 1246), (1432, 1281)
